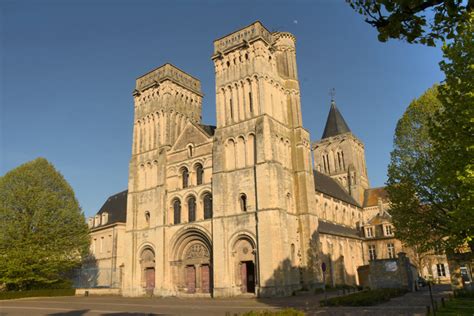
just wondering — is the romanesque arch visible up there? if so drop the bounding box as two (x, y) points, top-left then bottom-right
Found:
(139, 246), (155, 295)
(170, 228), (212, 294)
(231, 234), (257, 294)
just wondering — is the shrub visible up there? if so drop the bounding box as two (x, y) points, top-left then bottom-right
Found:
(320, 288), (408, 306)
(0, 288), (75, 300)
(240, 308), (305, 316)
(454, 289), (474, 298)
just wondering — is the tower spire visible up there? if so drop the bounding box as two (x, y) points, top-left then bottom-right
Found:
(321, 92), (351, 139)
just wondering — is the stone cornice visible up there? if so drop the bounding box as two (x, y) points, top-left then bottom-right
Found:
(213, 21), (272, 55)
(136, 63), (202, 96)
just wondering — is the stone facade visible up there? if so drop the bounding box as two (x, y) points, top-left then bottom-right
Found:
(86, 21), (450, 297)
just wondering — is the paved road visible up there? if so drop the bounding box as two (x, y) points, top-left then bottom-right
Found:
(0, 285), (452, 316)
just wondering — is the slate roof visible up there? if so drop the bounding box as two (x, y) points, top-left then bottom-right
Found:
(367, 212), (391, 225)
(94, 190), (128, 227)
(199, 124), (216, 137)
(313, 170), (360, 207)
(318, 220), (361, 238)
(321, 102), (351, 139)
(363, 187), (389, 207)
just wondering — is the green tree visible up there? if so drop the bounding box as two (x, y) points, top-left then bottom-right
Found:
(430, 13), (474, 251)
(387, 86), (445, 253)
(0, 158), (90, 290)
(346, 0), (472, 46)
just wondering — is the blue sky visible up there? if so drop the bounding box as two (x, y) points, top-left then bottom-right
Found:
(1, 0), (444, 218)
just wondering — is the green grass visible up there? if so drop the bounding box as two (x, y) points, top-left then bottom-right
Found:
(320, 288), (408, 306)
(239, 308), (305, 316)
(437, 298), (474, 316)
(0, 288), (75, 300)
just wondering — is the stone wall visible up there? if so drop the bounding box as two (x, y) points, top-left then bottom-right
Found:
(357, 252), (418, 291)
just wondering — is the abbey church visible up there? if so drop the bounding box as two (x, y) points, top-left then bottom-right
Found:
(85, 21), (450, 297)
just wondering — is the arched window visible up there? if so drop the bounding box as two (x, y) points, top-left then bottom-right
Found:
(240, 194), (247, 212)
(203, 193), (213, 219)
(187, 145), (193, 157)
(145, 211), (150, 226)
(181, 167), (189, 188)
(188, 196), (196, 222)
(173, 199), (181, 224)
(290, 243), (296, 265)
(195, 164), (203, 185)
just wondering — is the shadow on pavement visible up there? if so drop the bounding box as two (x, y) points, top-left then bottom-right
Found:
(48, 310), (89, 316)
(101, 314), (166, 316)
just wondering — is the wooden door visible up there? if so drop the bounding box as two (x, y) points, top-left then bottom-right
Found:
(246, 261), (255, 293)
(145, 268), (155, 290)
(240, 262), (247, 293)
(201, 265), (210, 293)
(186, 266), (196, 294)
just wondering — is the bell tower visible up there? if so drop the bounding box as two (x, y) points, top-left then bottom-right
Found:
(123, 64), (203, 296)
(312, 100), (369, 205)
(211, 21), (318, 297)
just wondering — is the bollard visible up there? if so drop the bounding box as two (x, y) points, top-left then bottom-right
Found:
(426, 306), (430, 316)
(84, 290), (89, 297)
(441, 297), (445, 307)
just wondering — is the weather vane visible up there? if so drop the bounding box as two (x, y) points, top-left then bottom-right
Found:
(329, 88), (336, 103)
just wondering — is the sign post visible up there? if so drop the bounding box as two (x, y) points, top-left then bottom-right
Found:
(321, 262), (327, 305)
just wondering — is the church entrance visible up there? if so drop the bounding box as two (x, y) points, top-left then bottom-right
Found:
(240, 261), (255, 293)
(140, 248), (155, 295)
(171, 230), (213, 295)
(145, 268), (155, 292)
(201, 264), (211, 293)
(233, 237), (257, 294)
(186, 265), (196, 293)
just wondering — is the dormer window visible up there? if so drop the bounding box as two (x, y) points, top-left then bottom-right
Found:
(94, 215), (100, 227)
(385, 225), (393, 236)
(101, 212), (108, 225)
(366, 227), (373, 238)
(88, 218), (94, 229)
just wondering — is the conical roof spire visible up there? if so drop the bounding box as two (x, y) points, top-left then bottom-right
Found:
(321, 99), (351, 139)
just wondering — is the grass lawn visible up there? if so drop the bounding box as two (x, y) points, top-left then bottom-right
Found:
(437, 298), (474, 316)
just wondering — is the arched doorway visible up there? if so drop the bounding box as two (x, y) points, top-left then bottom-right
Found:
(233, 237), (256, 294)
(182, 242), (211, 293)
(171, 229), (212, 295)
(140, 248), (155, 295)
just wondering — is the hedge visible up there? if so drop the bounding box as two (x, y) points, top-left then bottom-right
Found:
(453, 289), (474, 298)
(0, 288), (75, 300)
(320, 288), (408, 306)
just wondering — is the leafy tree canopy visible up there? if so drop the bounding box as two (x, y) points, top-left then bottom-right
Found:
(0, 158), (90, 290)
(431, 13), (474, 252)
(347, 0), (473, 46)
(387, 13), (474, 252)
(387, 86), (445, 253)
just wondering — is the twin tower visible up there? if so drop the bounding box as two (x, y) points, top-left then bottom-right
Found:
(122, 21), (368, 297)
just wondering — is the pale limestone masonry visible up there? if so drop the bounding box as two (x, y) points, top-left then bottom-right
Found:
(86, 21), (449, 297)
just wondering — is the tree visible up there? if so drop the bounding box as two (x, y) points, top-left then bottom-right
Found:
(0, 158), (90, 290)
(387, 86), (445, 254)
(346, 0), (473, 46)
(430, 13), (474, 252)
